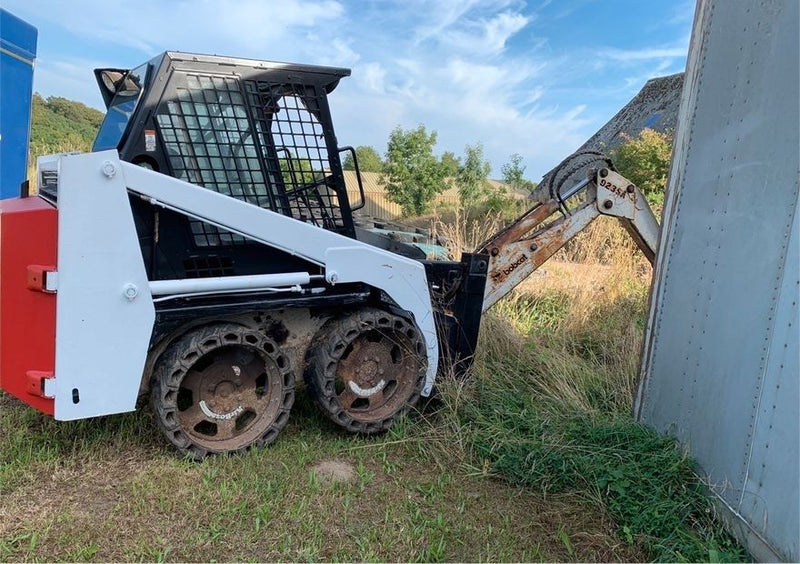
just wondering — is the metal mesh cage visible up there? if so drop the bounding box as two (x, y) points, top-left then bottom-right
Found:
(155, 72), (345, 248)
(246, 80), (345, 230)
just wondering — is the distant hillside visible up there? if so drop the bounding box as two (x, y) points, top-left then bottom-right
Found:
(30, 94), (104, 160)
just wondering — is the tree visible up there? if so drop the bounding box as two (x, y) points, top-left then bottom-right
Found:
(500, 152), (538, 197)
(501, 153), (526, 191)
(456, 143), (491, 205)
(382, 125), (447, 216)
(342, 145), (384, 172)
(440, 150), (460, 177)
(610, 128), (673, 205)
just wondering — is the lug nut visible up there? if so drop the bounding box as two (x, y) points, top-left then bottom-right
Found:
(599, 168), (608, 178)
(490, 248), (499, 257)
(626, 184), (635, 194)
(603, 199), (613, 210)
(529, 243), (538, 252)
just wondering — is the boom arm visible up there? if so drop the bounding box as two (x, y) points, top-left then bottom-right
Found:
(480, 168), (659, 311)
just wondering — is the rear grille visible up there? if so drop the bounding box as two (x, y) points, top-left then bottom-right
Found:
(38, 170), (59, 203)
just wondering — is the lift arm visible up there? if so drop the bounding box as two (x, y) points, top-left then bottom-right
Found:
(480, 167), (659, 311)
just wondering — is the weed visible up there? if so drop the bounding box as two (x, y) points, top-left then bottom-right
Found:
(557, 525), (574, 557)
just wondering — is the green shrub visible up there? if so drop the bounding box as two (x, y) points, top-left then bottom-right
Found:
(611, 128), (673, 206)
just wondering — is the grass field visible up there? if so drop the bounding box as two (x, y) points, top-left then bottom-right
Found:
(0, 219), (744, 562)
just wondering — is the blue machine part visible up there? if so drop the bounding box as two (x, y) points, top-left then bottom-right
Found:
(0, 9), (37, 199)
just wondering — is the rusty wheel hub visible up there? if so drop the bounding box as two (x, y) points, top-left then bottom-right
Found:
(335, 329), (420, 423)
(176, 346), (281, 451)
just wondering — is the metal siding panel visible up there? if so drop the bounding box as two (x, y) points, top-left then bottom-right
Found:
(741, 208), (799, 558)
(637, 0), (799, 560)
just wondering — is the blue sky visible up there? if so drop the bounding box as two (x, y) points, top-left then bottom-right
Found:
(5, 0), (694, 179)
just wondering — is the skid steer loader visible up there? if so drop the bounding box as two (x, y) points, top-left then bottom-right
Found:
(0, 52), (659, 459)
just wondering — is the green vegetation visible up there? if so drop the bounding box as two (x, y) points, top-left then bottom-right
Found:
(439, 150), (460, 177)
(382, 125), (448, 216)
(30, 94), (104, 160)
(501, 152), (538, 194)
(610, 128), (674, 206)
(0, 390), (641, 562)
(455, 143), (492, 206)
(430, 217), (744, 563)
(342, 145), (384, 172)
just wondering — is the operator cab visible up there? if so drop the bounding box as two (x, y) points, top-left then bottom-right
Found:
(94, 52), (356, 234)
(77, 52), (361, 281)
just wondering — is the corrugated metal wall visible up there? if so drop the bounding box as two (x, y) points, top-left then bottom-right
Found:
(636, 1), (799, 561)
(346, 191), (461, 219)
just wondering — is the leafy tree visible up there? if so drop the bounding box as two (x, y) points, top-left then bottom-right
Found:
(456, 143), (491, 205)
(440, 150), (461, 177)
(610, 128), (673, 205)
(484, 184), (524, 217)
(382, 125), (447, 216)
(501, 153), (526, 190)
(501, 152), (538, 195)
(342, 145), (384, 172)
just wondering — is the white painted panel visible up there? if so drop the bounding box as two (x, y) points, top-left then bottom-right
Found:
(54, 151), (155, 420)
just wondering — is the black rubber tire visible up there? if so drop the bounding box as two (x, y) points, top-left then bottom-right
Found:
(304, 308), (426, 434)
(151, 323), (295, 460)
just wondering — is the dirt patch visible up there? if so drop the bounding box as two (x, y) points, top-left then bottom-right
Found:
(0, 447), (156, 538)
(311, 459), (356, 485)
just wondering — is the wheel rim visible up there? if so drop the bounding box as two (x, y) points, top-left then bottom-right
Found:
(334, 328), (422, 423)
(176, 345), (284, 451)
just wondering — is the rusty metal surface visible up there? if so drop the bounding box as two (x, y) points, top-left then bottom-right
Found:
(482, 194), (600, 311)
(481, 168), (658, 310)
(478, 200), (559, 255)
(305, 308), (426, 432)
(178, 346), (283, 451)
(335, 331), (421, 422)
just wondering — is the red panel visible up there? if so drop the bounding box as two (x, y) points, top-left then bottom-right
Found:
(0, 196), (57, 415)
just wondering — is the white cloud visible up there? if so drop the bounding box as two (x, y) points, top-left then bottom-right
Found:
(600, 46), (687, 62)
(318, 38), (361, 68)
(8, 0), (691, 178)
(483, 12), (531, 52)
(435, 10), (531, 55)
(356, 62), (388, 94)
(11, 0), (346, 58)
(412, 0), (505, 44)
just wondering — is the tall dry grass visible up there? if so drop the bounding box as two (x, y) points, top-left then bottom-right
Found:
(428, 208), (653, 414)
(429, 207), (506, 260)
